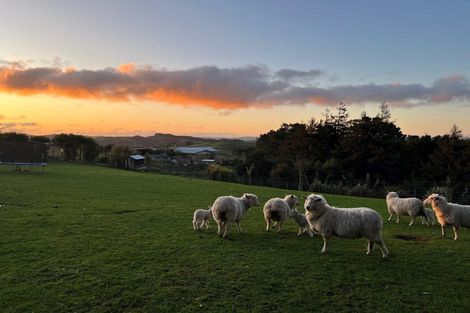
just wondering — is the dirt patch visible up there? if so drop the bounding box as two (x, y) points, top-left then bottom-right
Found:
(112, 209), (138, 214)
(394, 234), (431, 241)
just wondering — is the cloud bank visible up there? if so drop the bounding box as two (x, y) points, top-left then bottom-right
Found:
(1, 62), (469, 109)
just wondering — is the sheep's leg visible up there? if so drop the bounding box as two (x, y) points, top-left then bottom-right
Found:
(271, 222), (277, 229)
(376, 238), (389, 258)
(453, 226), (459, 240)
(297, 228), (302, 236)
(307, 229), (314, 237)
(217, 221), (223, 237)
(396, 215), (400, 223)
(192, 220), (197, 230)
(321, 235), (329, 254)
(277, 222), (283, 233)
(387, 213), (393, 221)
(265, 219), (271, 232)
(441, 225), (446, 238)
(366, 240), (374, 255)
(236, 221), (243, 233)
(409, 216), (415, 226)
(205, 221), (210, 229)
(222, 223), (230, 238)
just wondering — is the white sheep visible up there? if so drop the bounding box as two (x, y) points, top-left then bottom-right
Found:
(386, 192), (428, 226)
(263, 195), (299, 233)
(304, 194), (389, 257)
(423, 193), (470, 240)
(290, 208), (314, 237)
(192, 205), (212, 230)
(211, 193), (260, 238)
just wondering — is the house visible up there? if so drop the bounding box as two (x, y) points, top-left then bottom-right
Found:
(174, 147), (218, 164)
(129, 154), (146, 170)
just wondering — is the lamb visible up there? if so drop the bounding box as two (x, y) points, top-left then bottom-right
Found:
(304, 194), (389, 257)
(192, 205), (212, 230)
(211, 193), (260, 238)
(423, 193), (470, 240)
(263, 195), (299, 233)
(421, 208), (436, 226)
(290, 208), (314, 237)
(386, 192), (428, 226)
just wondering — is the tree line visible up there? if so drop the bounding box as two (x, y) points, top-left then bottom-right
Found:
(234, 103), (470, 202)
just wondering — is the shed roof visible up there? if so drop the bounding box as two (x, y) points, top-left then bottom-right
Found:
(175, 147), (218, 154)
(129, 154), (145, 160)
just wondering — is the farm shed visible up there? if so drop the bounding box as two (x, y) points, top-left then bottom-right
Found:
(129, 154), (145, 170)
(174, 147), (218, 164)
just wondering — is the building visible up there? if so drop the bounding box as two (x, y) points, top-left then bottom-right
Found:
(128, 154), (146, 170)
(174, 147), (218, 164)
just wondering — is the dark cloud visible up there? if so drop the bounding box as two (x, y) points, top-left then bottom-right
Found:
(1, 62), (469, 109)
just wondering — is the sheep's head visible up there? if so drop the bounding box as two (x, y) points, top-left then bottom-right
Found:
(289, 207), (300, 217)
(303, 194), (327, 213)
(386, 191), (398, 199)
(284, 194), (300, 209)
(243, 193), (260, 207)
(207, 205), (213, 215)
(423, 193), (446, 207)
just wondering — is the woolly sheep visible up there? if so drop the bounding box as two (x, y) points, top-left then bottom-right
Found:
(304, 194), (389, 257)
(386, 192), (428, 226)
(290, 208), (314, 237)
(263, 195), (299, 233)
(192, 205), (212, 230)
(423, 193), (470, 240)
(211, 193), (260, 238)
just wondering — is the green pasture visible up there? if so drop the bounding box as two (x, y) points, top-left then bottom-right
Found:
(1, 163), (469, 312)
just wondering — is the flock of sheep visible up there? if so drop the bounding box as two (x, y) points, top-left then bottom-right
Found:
(192, 191), (470, 257)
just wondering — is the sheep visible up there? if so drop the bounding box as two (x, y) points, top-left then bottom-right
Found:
(211, 193), (260, 238)
(421, 208), (436, 226)
(290, 208), (314, 237)
(304, 194), (389, 257)
(386, 192), (428, 226)
(263, 195), (299, 233)
(423, 193), (470, 240)
(192, 205), (212, 230)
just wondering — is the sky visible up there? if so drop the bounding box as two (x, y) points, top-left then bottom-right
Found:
(1, 0), (470, 137)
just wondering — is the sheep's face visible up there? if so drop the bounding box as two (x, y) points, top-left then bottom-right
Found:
(243, 193), (260, 207)
(304, 194), (326, 213)
(424, 194), (445, 207)
(285, 194), (300, 209)
(289, 208), (300, 217)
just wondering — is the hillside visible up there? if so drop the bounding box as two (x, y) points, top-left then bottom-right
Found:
(1, 163), (469, 312)
(93, 133), (255, 151)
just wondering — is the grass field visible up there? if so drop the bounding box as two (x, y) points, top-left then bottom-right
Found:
(1, 163), (470, 312)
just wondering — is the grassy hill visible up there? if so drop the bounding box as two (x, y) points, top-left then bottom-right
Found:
(93, 133), (255, 151)
(1, 163), (469, 312)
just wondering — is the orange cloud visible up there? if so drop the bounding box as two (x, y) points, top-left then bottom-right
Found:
(1, 63), (469, 109)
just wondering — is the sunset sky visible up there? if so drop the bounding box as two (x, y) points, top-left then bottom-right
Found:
(1, 0), (470, 137)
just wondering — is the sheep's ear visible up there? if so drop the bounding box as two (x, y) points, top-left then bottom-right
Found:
(290, 195), (294, 199)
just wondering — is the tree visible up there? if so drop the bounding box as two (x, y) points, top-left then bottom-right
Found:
(378, 102), (392, 122)
(110, 145), (132, 168)
(0, 132), (29, 143)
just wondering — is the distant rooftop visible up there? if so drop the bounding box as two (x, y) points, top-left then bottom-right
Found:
(129, 154), (145, 160)
(175, 147), (218, 154)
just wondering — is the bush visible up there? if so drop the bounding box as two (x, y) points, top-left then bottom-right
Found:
(207, 164), (236, 182)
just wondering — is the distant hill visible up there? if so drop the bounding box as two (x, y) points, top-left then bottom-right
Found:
(93, 133), (256, 151)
